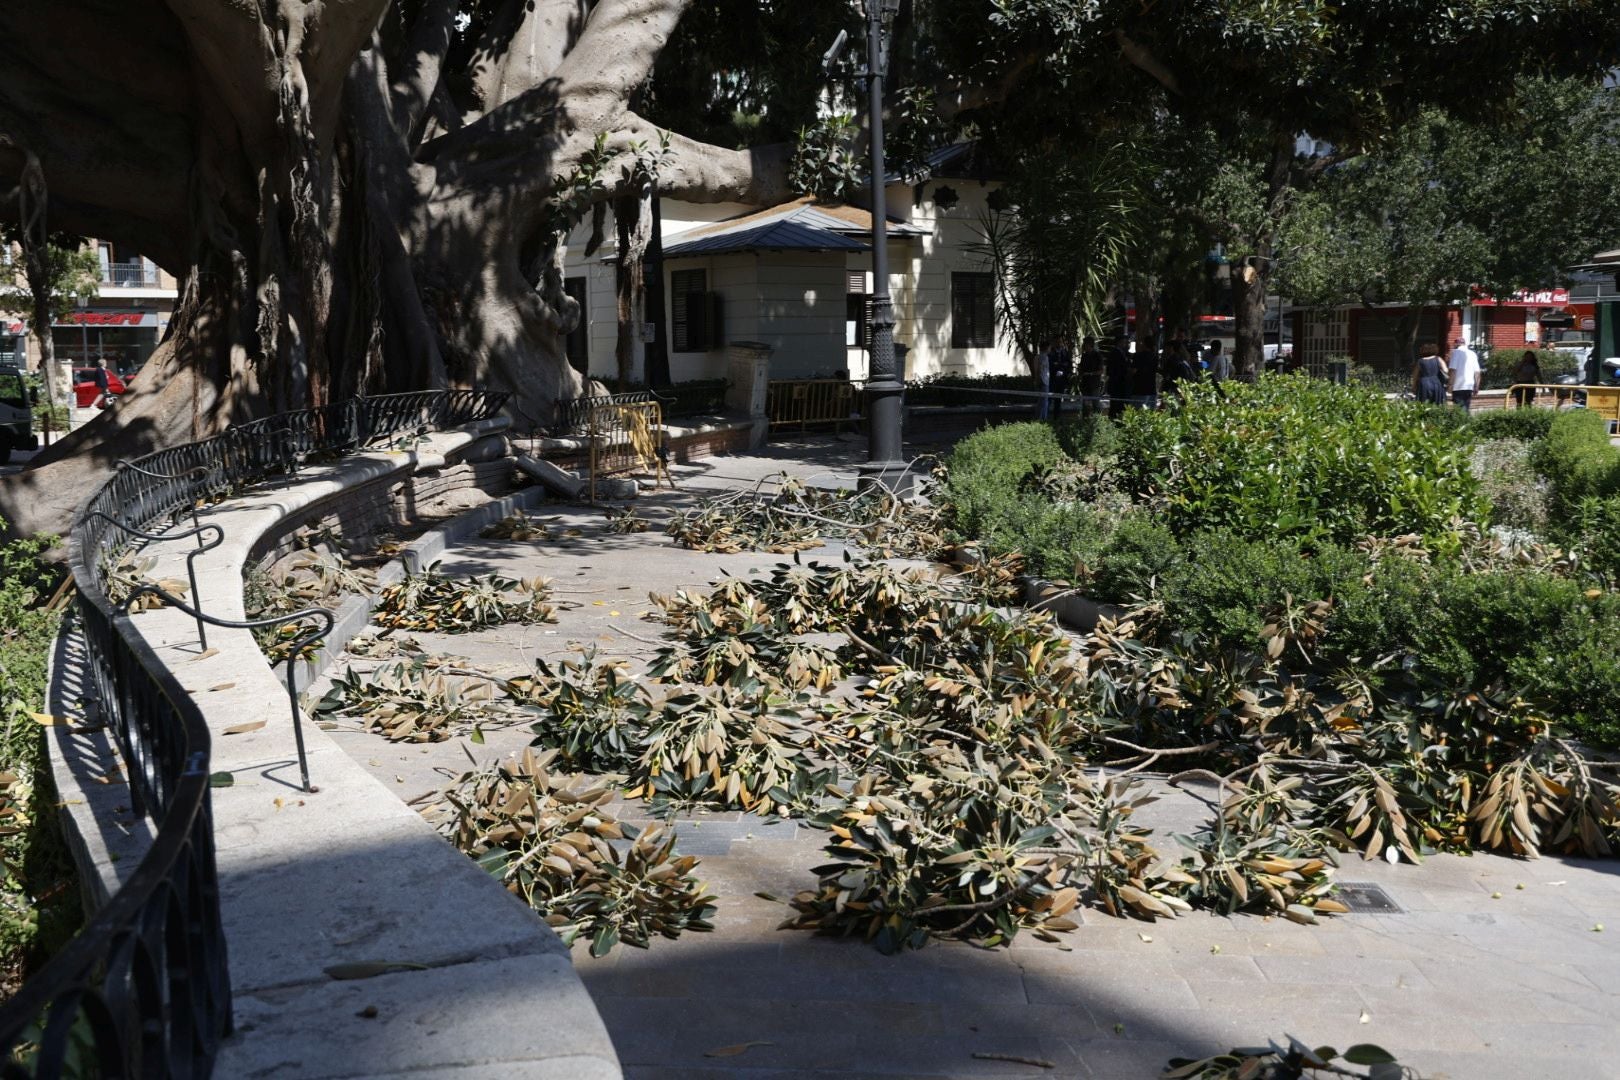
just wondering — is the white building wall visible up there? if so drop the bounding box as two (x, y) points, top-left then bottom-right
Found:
(560, 180), (1026, 389)
(887, 179), (1024, 380)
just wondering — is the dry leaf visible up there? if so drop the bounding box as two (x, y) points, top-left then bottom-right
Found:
(206, 682), (237, 692)
(29, 712), (64, 727)
(223, 720), (267, 735)
(1359, 1010), (1371, 1024)
(191, 648), (221, 662)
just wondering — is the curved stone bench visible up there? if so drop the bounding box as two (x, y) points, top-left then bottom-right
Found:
(47, 422), (621, 1079)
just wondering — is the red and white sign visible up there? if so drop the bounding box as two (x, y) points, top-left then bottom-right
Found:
(1472, 288), (1570, 307)
(53, 311), (159, 328)
(3, 320), (23, 336)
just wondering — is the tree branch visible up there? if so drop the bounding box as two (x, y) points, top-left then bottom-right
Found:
(389, 0), (460, 145)
(473, 0), (591, 113)
(1114, 30), (1182, 97)
(623, 119), (793, 206)
(553, 0), (694, 114)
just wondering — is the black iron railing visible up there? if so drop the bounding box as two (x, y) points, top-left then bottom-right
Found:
(549, 391), (656, 435)
(0, 388), (508, 1076)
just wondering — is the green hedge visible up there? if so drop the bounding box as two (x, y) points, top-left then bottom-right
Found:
(943, 422), (1069, 541)
(1468, 408), (1555, 441)
(1480, 347), (1582, 390)
(1116, 376), (1486, 548)
(1532, 408), (1620, 520)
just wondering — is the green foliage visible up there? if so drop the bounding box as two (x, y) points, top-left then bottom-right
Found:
(1532, 408), (1620, 520)
(1573, 495), (1620, 590)
(0, 519), (77, 982)
(0, 236), (99, 323)
(1117, 377), (1486, 548)
(943, 422), (1069, 539)
(970, 142), (1147, 357)
(1481, 347), (1580, 390)
(904, 372), (1037, 407)
(1468, 407), (1555, 442)
(788, 113), (862, 201)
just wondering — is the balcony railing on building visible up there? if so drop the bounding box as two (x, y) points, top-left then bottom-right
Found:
(103, 262), (161, 288)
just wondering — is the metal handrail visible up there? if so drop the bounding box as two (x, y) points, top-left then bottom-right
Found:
(120, 584), (333, 795)
(0, 386), (509, 1076)
(87, 514), (224, 650)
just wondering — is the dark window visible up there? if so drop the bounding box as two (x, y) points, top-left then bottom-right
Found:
(671, 268), (709, 352)
(951, 271), (995, 349)
(563, 276), (588, 373)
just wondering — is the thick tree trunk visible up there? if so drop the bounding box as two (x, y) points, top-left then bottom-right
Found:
(1232, 258), (1268, 380)
(0, 0), (794, 539)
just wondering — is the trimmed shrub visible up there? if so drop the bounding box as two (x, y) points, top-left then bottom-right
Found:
(1052, 414), (1119, 462)
(1083, 515), (1179, 603)
(944, 422), (1069, 539)
(1468, 408), (1555, 442)
(1156, 532), (1370, 650)
(1532, 408), (1620, 521)
(1117, 376), (1486, 548)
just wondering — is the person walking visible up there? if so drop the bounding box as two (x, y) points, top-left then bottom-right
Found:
(1412, 343), (1449, 405)
(1207, 340), (1231, 383)
(1447, 336), (1482, 411)
(1160, 342), (1200, 404)
(1105, 335), (1132, 419)
(90, 356), (112, 408)
(1511, 349), (1542, 408)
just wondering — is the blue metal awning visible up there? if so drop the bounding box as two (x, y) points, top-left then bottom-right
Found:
(663, 218), (871, 258)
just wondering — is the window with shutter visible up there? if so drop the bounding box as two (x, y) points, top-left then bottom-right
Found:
(846, 270), (871, 349)
(671, 269), (708, 352)
(951, 272), (995, 349)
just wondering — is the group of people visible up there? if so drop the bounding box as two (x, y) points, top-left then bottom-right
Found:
(1034, 330), (1233, 419)
(1412, 337), (1539, 411)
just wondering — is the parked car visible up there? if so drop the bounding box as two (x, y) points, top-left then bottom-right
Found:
(73, 366), (127, 408)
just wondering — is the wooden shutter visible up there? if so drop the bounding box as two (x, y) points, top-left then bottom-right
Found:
(671, 269), (707, 351)
(952, 272), (994, 349)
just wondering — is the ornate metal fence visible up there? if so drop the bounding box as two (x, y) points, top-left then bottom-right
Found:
(0, 388), (509, 1077)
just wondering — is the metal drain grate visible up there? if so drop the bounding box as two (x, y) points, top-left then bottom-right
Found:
(1336, 882), (1403, 913)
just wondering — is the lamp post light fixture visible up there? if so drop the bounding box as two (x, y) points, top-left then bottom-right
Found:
(857, 0), (908, 491)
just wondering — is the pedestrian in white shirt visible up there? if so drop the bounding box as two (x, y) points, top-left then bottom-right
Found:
(1447, 337), (1482, 411)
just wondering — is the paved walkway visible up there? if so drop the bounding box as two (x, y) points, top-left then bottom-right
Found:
(314, 436), (1620, 1080)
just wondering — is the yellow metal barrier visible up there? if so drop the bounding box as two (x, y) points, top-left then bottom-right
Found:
(766, 379), (861, 432)
(586, 399), (671, 500)
(1506, 383), (1620, 432)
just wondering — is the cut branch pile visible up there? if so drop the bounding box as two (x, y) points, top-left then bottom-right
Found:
(499, 549), (1619, 952)
(666, 472), (951, 559)
(372, 561), (556, 633)
(424, 747), (715, 957)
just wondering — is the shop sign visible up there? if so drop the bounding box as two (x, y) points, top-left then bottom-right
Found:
(1473, 288), (1570, 307)
(3, 320), (23, 336)
(53, 311), (159, 328)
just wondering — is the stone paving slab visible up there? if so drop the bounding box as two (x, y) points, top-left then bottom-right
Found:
(304, 436), (1620, 1080)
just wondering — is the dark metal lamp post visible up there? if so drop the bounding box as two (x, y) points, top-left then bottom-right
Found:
(857, 0), (907, 490)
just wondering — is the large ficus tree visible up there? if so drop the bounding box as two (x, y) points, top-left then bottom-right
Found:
(0, 0), (820, 537)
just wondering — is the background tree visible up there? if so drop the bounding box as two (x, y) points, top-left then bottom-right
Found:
(972, 143), (1146, 368)
(977, 0), (1620, 376)
(0, 152), (99, 409)
(1279, 77), (1620, 363)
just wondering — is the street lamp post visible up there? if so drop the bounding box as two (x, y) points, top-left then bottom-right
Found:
(857, 0), (907, 491)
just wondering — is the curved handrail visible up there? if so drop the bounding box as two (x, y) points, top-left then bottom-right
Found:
(120, 585), (333, 795)
(0, 387), (509, 1077)
(87, 514), (225, 650)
